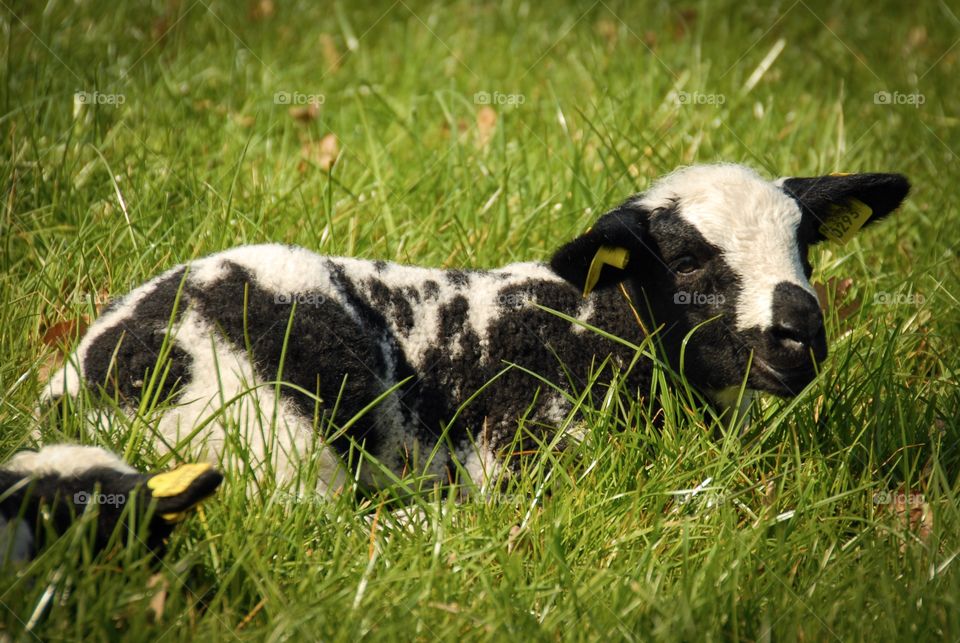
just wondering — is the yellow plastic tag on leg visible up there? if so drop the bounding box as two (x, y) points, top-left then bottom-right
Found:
(147, 463), (213, 498)
(583, 246), (630, 298)
(818, 198), (873, 244)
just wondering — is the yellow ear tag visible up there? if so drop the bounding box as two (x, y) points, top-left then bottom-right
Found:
(583, 246), (630, 298)
(147, 463), (213, 498)
(829, 172), (852, 176)
(818, 198), (873, 244)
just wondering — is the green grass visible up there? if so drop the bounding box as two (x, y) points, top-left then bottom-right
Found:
(2, 0), (959, 639)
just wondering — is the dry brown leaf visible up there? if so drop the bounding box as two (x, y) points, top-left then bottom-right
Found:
(476, 106), (497, 148)
(299, 134), (340, 172)
(232, 113), (255, 128)
(249, 0), (274, 21)
(41, 317), (88, 349)
(147, 573), (169, 622)
(289, 103), (319, 123)
(151, 16), (173, 42)
(672, 8), (697, 40)
(813, 276), (860, 322)
(507, 524), (522, 553)
(595, 19), (618, 48)
(440, 118), (469, 140)
(907, 26), (928, 50)
(892, 488), (933, 544)
(320, 33), (341, 73)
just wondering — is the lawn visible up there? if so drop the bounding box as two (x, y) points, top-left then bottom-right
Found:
(2, 0), (959, 640)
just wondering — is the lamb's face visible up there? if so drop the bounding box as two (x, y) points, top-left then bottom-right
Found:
(636, 165), (826, 396)
(550, 163), (910, 400)
(0, 445), (223, 563)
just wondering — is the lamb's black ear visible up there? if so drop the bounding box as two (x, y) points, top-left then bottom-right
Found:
(550, 203), (649, 296)
(778, 173), (910, 244)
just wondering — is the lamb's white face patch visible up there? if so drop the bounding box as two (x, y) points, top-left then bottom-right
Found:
(639, 164), (816, 330)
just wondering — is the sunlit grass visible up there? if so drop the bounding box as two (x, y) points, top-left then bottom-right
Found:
(1, 0), (958, 640)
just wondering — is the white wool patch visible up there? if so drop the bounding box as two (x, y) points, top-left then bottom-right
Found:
(211, 244), (339, 295)
(153, 309), (350, 495)
(638, 164), (816, 330)
(2, 445), (136, 477)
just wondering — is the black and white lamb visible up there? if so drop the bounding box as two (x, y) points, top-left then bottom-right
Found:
(41, 164), (910, 494)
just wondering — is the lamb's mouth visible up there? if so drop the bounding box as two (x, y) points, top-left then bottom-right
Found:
(747, 355), (820, 397)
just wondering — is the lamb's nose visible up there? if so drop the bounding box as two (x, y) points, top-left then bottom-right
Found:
(768, 282), (827, 360)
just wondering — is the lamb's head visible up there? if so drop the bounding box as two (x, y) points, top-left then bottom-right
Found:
(1, 445), (223, 563)
(551, 164), (910, 400)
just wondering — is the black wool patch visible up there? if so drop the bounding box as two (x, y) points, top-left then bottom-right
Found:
(367, 278), (416, 337)
(188, 262), (390, 458)
(83, 268), (193, 406)
(423, 280), (441, 300)
(445, 270), (471, 288)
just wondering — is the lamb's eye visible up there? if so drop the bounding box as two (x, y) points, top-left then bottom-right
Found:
(671, 255), (700, 275)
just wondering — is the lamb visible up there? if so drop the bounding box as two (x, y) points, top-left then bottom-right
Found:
(1, 445), (222, 563)
(40, 164), (910, 495)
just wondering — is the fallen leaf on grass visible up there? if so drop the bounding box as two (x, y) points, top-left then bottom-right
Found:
(320, 33), (341, 73)
(248, 0), (274, 21)
(877, 487), (933, 550)
(476, 106), (497, 148)
(672, 8), (697, 40)
(232, 113), (255, 128)
(37, 315), (88, 384)
(299, 134), (340, 172)
(289, 103), (319, 123)
(507, 524), (523, 553)
(41, 317), (88, 349)
(595, 19), (618, 48)
(813, 276), (860, 322)
(892, 488), (933, 544)
(147, 573), (169, 622)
